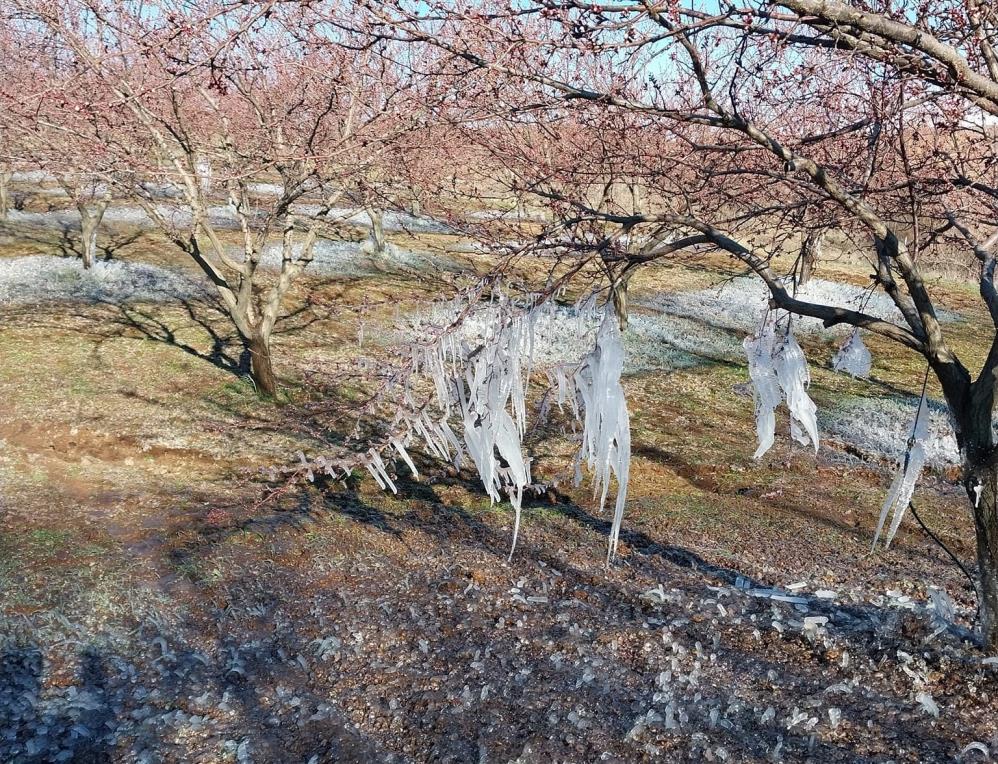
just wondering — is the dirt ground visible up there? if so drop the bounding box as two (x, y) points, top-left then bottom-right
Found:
(0, 218), (996, 763)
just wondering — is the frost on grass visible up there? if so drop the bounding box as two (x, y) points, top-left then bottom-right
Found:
(293, 206), (457, 235)
(432, 299), (740, 373)
(640, 276), (958, 336)
(743, 314), (819, 459)
(0, 256), (207, 305)
(251, 239), (454, 278)
(7, 205), (242, 230)
(820, 394), (962, 469)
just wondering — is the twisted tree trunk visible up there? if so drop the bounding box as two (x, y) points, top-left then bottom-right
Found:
(244, 329), (277, 398)
(967, 461), (998, 651)
(611, 272), (631, 332)
(78, 198), (110, 270)
(367, 206), (387, 255)
(960, 389), (998, 651)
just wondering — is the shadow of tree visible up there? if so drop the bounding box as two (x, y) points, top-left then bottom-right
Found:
(0, 646), (116, 763)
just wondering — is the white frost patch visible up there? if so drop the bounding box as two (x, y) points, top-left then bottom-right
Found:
(427, 303), (740, 373)
(251, 239), (458, 278)
(820, 395), (962, 469)
(7, 205), (242, 230)
(10, 170), (57, 183)
(0, 256), (207, 305)
(6, 201), (459, 237)
(294, 206), (457, 235)
(639, 276), (957, 336)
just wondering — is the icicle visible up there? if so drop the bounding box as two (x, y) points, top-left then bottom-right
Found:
(391, 437), (419, 479)
(573, 308), (631, 560)
(743, 317), (781, 459)
(365, 449), (397, 494)
(744, 314), (819, 457)
(872, 391), (929, 550)
(832, 328), (872, 378)
(773, 332), (819, 451)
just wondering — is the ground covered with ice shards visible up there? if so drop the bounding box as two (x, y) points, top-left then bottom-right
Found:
(1, 204), (997, 762)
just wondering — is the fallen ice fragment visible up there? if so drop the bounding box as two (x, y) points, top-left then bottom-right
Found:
(915, 691), (940, 718)
(827, 707), (841, 729)
(958, 742), (989, 760)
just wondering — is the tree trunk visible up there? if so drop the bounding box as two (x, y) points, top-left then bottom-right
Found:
(798, 229), (823, 287)
(365, 207), (387, 256)
(0, 169), (10, 220)
(967, 460), (998, 652)
(611, 272), (631, 332)
(629, 181), (643, 215)
(246, 331), (277, 397)
(80, 211), (99, 269)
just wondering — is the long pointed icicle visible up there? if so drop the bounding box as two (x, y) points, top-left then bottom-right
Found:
(396, 288), (633, 560)
(574, 308), (631, 561)
(872, 390), (930, 550)
(743, 316), (782, 459)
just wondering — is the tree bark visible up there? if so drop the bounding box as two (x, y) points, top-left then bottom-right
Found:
(966, 459), (998, 652)
(367, 207), (386, 255)
(78, 199), (109, 270)
(0, 169), (10, 220)
(245, 331), (277, 397)
(798, 229), (823, 287)
(80, 211), (99, 269)
(611, 272), (631, 331)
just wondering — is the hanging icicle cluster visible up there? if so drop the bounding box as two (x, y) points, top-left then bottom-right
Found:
(872, 389), (930, 550)
(573, 310), (631, 561)
(385, 286), (631, 559)
(743, 312), (819, 459)
(832, 328), (872, 378)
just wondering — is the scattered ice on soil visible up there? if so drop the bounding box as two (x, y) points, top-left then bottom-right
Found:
(0, 256), (207, 305)
(915, 691), (940, 717)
